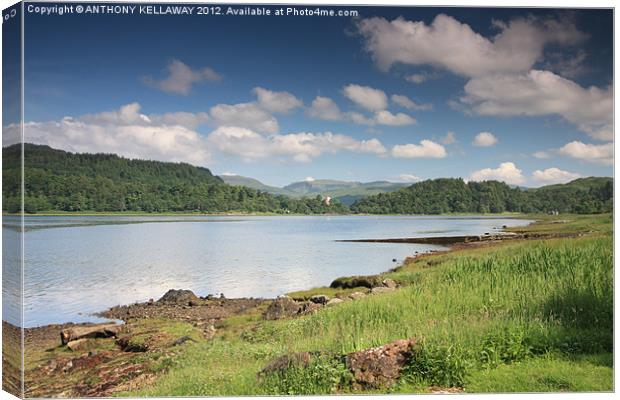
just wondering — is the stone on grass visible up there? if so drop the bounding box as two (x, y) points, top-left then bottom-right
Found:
(326, 298), (344, 307)
(310, 294), (330, 305)
(346, 338), (417, 389)
(263, 297), (301, 320)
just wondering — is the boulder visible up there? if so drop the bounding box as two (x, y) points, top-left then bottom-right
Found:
(298, 301), (323, 315)
(326, 298), (344, 307)
(66, 338), (90, 352)
(309, 294), (330, 305)
(116, 335), (148, 352)
(259, 352), (312, 376)
(370, 287), (395, 295)
(382, 279), (397, 289)
(158, 289), (199, 304)
(348, 292), (367, 300)
(60, 323), (121, 345)
(263, 297), (301, 320)
(346, 338), (417, 389)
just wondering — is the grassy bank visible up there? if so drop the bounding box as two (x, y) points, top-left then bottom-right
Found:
(118, 213), (612, 395)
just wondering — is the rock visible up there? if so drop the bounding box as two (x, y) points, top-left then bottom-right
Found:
(370, 286), (395, 295)
(259, 352), (312, 376)
(158, 289), (199, 304)
(60, 323), (121, 345)
(309, 294), (330, 305)
(326, 298), (344, 307)
(298, 301), (323, 315)
(263, 297), (301, 320)
(349, 292), (367, 300)
(116, 336), (148, 352)
(66, 338), (90, 352)
(171, 336), (195, 346)
(346, 338), (417, 389)
(382, 279), (397, 289)
(203, 325), (216, 340)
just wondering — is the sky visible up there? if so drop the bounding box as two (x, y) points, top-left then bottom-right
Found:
(2, 4), (614, 187)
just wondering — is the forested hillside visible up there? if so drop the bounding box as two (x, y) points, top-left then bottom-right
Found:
(3, 144), (612, 215)
(350, 177), (613, 214)
(2, 144), (347, 214)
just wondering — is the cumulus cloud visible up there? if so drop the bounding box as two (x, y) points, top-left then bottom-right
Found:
(8, 103), (211, 164)
(206, 126), (387, 163)
(143, 59), (221, 95)
(307, 96), (343, 121)
(557, 141), (613, 165)
(469, 162), (525, 185)
(307, 96), (415, 126)
(473, 131), (498, 147)
(391, 140), (446, 158)
(304, 176), (316, 182)
(357, 14), (586, 77)
(210, 102), (279, 134)
(343, 84), (388, 111)
(391, 94), (432, 111)
(533, 151), (551, 159)
(252, 87), (303, 114)
(442, 131), (456, 145)
(147, 111), (210, 129)
(373, 110), (417, 126)
(458, 70), (612, 141)
(406, 73), (430, 84)
(399, 174), (422, 182)
(532, 167), (581, 185)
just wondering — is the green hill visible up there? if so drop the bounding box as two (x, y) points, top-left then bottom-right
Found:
(351, 177), (612, 214)
(219, 174), (294, 196)
(2, 144), (347, 214)
(220, 176), (408, 205)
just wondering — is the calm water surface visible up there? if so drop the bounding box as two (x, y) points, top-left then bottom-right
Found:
(2, 215), (532, 327)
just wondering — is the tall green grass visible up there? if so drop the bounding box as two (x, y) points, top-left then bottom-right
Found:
(129, 235), (613, 396)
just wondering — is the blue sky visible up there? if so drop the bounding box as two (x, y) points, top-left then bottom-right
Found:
(4, 5), (613, 187)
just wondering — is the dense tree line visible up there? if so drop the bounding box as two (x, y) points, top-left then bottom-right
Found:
(350, 177), (612, 214)
(2, 144), (347, 214)
(2, 144), (612, 215)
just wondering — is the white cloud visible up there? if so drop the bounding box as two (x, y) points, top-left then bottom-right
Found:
(391, 94), (432, 111)
(357, 14), (585, 77)
(442, 131), (456, 145)
(11, 103), (211, 164)
(210, 102), (279, 134)
(469, 162), (525, 185)
(220, 172), (238, 176)
(373, 110), (417, 126)
(557, 141), (613, 165)
(473, 131), (498, 147)
(252, 87), (303, 114)
(304, 176), (316, 182)
(143, 59), (221, 95)
(307, 96), (343, 121)
(148, 111), (210, 129)
(406, 73), (429, 84)
(533, 151), (551, 159)
(206, 126), (387, 163)
(343, 84), (388, 111)
(399, 174), (422, 183)
(391, 140), (446, 159)
(307, 96), (415, 126)
(532, 167), (581, 185)
(458, 70), (612, 141)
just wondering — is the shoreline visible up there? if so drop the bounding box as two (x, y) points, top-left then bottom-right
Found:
(14, 216), (536, 329)
(6, 213), (612, 397)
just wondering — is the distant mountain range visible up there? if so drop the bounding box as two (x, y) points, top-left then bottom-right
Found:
(219, 175), (409, 205)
